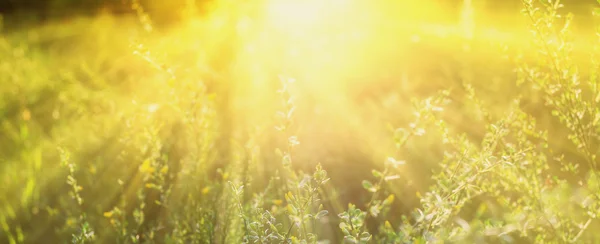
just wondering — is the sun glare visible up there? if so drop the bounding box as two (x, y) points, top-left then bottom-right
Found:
(265, 0), (357, 28)
(267, 0), (323, 28)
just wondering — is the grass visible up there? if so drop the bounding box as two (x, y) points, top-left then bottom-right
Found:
(1, 0), (600, 243)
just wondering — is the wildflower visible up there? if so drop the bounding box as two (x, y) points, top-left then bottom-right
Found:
(272, 199), (283, 205)
(139, 160), (155, 174)
(160, 165), (169, 174)
(103, 211), (113, 218)
(383, 194), (395, 205)
(66, 217), (77, 227)
(201, 186), (211, 195)
(385, 221), (392, 229)
(22, 109), (31, 121)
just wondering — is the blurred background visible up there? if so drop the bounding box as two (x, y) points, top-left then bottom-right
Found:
(0, 0), (596, 27)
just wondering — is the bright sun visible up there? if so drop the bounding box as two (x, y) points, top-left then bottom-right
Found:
(265, 0), (352, 29)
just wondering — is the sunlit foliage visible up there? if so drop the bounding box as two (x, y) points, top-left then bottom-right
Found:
(1, 0), (600, 243)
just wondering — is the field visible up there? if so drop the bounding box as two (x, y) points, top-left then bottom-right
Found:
(2, 0), (600, 243)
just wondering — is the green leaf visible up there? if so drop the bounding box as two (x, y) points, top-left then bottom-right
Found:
(359, 232), (372, 242)
(362, 180), (377, 193)
(338, 212), (350, 221)
(315, 210), (329, 219)
(371, 170), (383, 179)
(369, 205), (380, 217)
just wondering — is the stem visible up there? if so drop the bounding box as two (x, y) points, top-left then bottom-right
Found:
(360, 133), (413, 235)
(570, 218), (592, 243)
(283, 222), (294, 243)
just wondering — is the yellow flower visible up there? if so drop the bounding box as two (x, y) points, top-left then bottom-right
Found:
(160, 165), (169, 174)
(385, 221), (392, 229)
(66, 217), (77, 227)
(201, 186), (211, 195)
(221, 172), (229, 180)
(285, 191), (293, 202)
(272, 199), (283, 205)
(103, 211), (113, 218)
(140, 160), (155, 174)
(22, 109), (31, 121)
(383, 194), (395, 205)
(145, 183), (155, 189)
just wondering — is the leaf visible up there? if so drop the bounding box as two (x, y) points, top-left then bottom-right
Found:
(287, 204), (298, 215)
(385, 157), (406, 168)
(339, 222), (351, 235)
(384, 175), (401, 181)
(344, 236), (358, 244)
(298, 175), (310, 188)
(362, 180), (377, 193)
(359, 232), (372, 242)
(371, 170), (383, 178)
(415, 209), (425, 222)
(288, 136), (300, 146)
(338, 212), (350, 221)
(414, 128), (426, 136)
(287, 107), (296, 119)
(383, 194), (395, 206)
(369, 205), (380, 217)
(282, 154), (292, 166)
(316, 210), (329, 219)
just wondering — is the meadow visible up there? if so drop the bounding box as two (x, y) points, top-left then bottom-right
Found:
(1, 0), (600, 243)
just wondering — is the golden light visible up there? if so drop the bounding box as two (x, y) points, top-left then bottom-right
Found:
(265, 0), (355, 29)
(146, 0), (525, 168)
(266, 0), (322, 28)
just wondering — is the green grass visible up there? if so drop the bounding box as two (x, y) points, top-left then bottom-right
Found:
(2, 0), (600, 243)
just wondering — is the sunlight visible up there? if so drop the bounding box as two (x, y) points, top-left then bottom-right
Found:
(265, 0), (350, 30)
